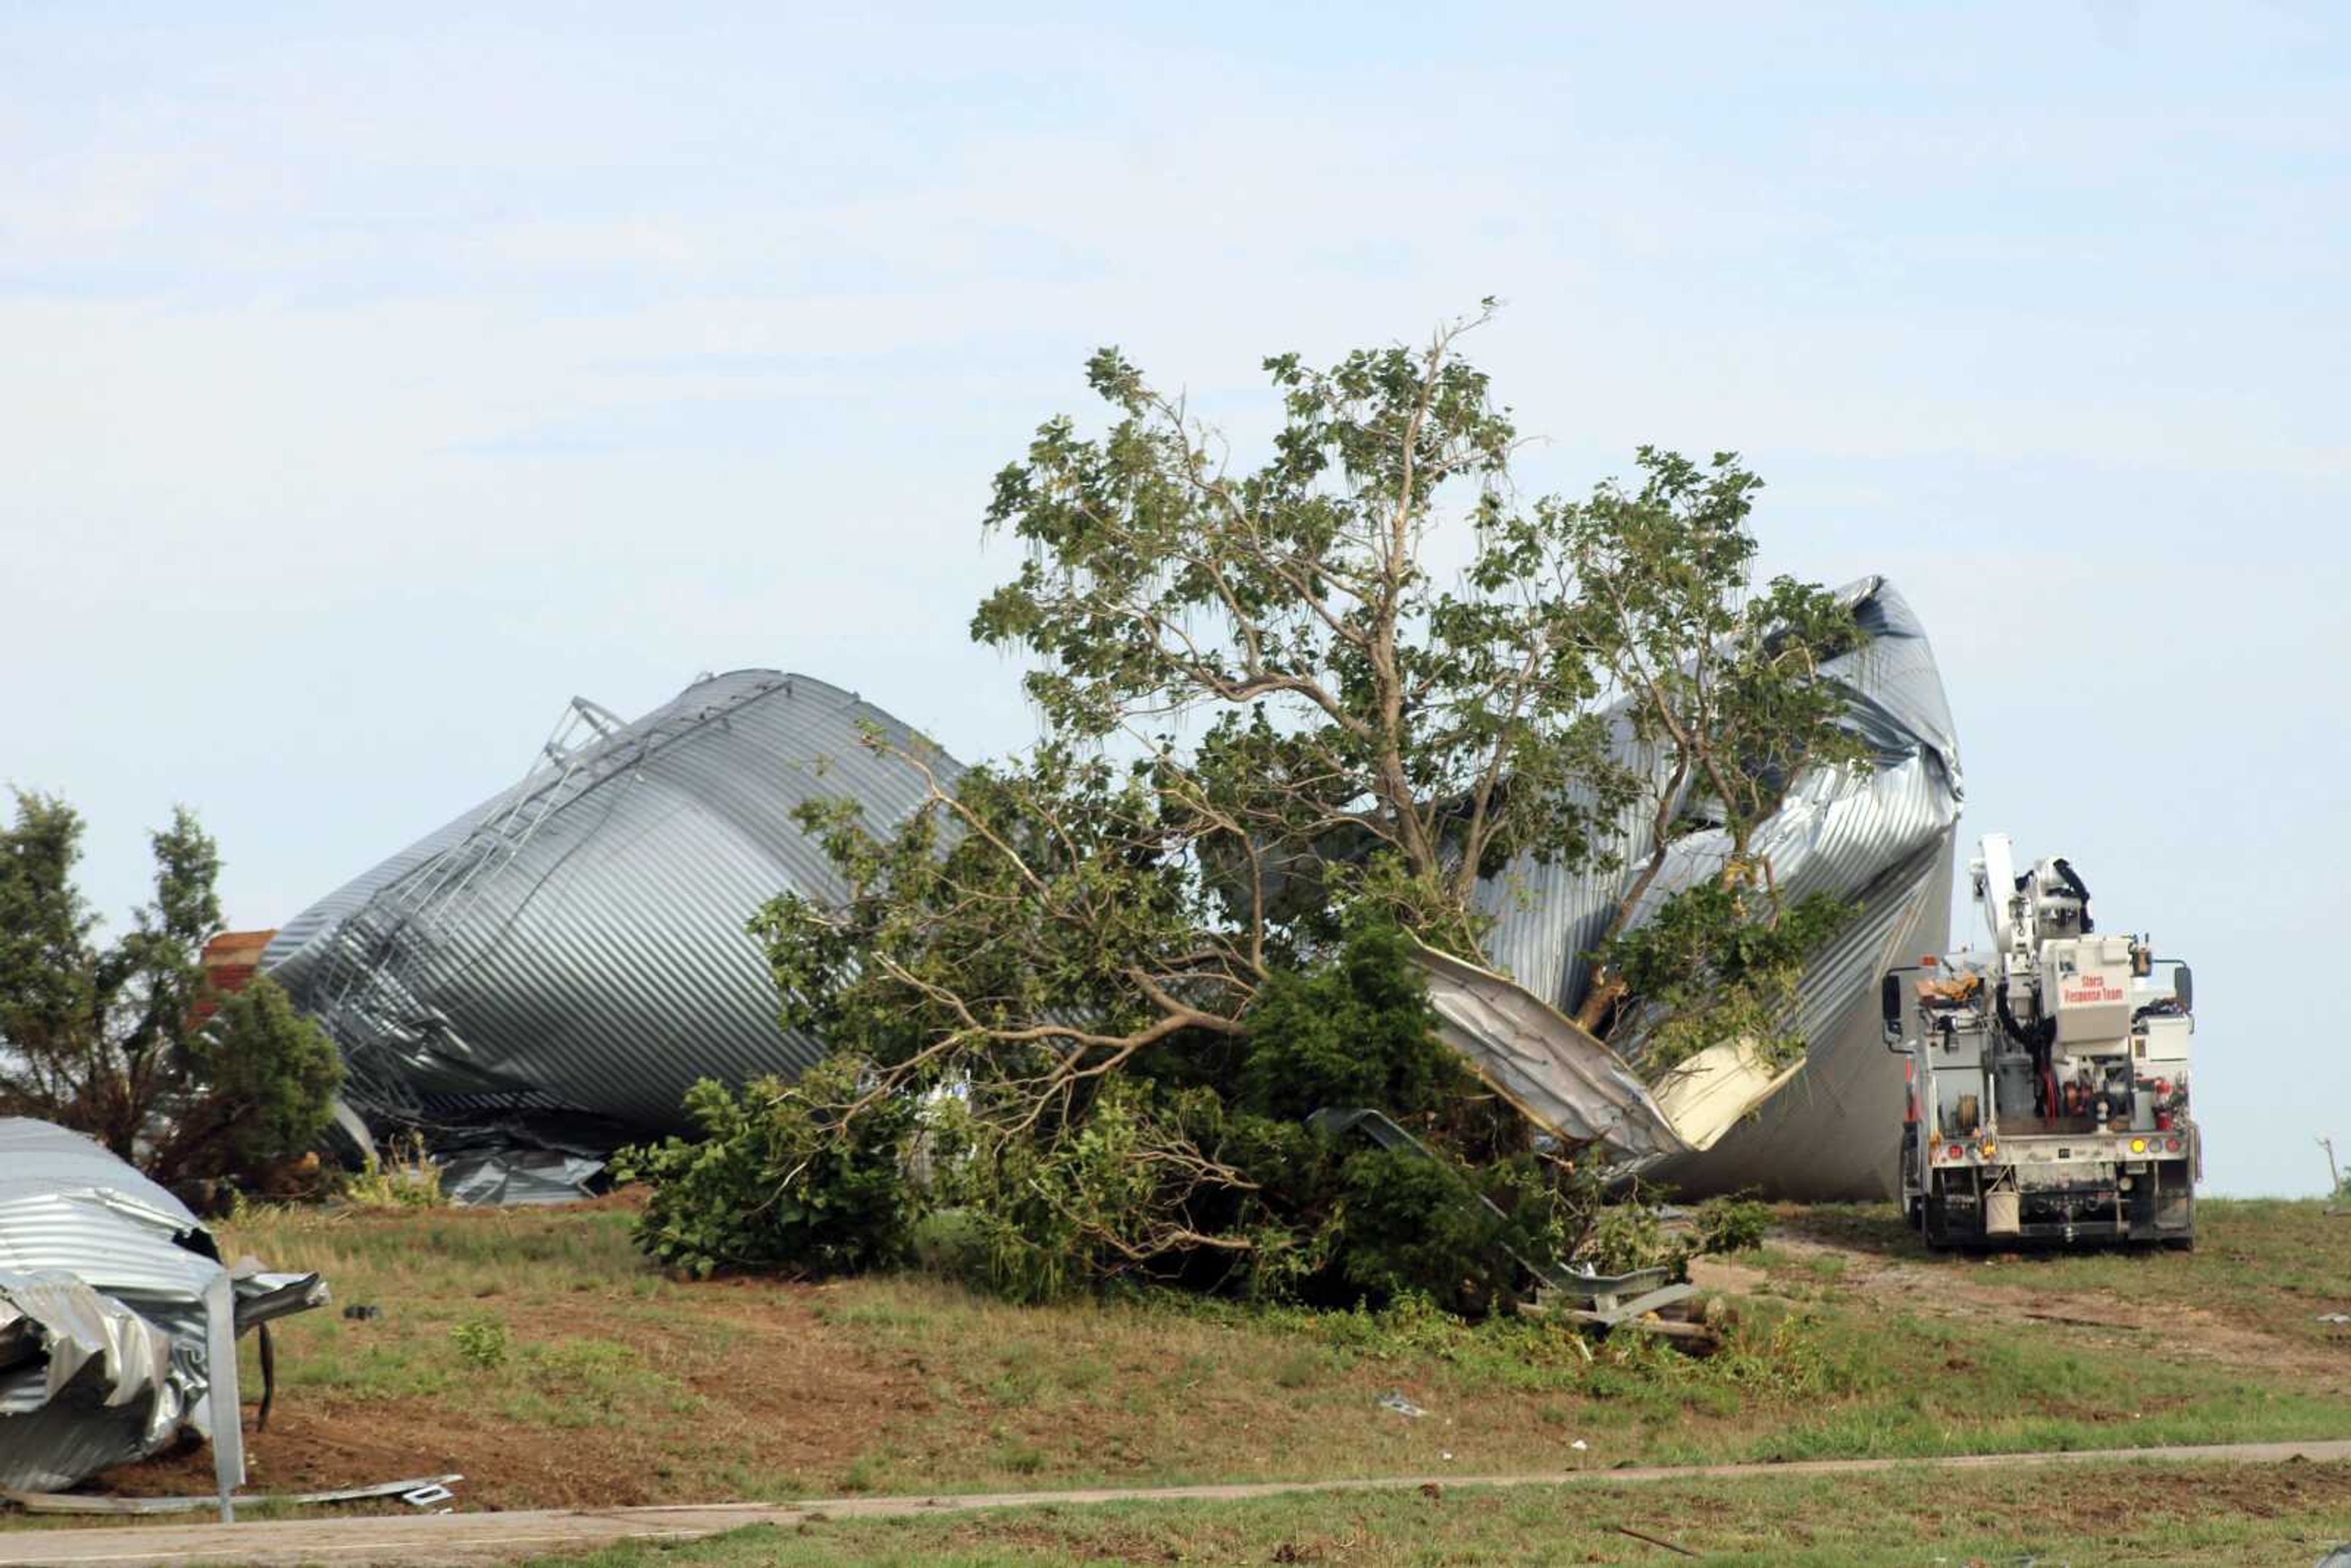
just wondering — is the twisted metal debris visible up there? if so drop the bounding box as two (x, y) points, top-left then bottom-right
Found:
(1453, 576), (1963, 1198)
(0, 1119), (326, 1511)
(267, 578), (1954, 1203)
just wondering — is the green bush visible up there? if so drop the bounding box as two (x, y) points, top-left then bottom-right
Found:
(611, 1055), (920, 1279)
(1687, 1195), (1771, 1259)
(1234, 922), (1466, 1123)
(178, 974), (344, 1184)
(621, 921), (1748, 1315)
(1332, 1146), (1555, 1315)
(946, 1079), (1164, 1304)
(908, 1209), (991, 1281)
(0, 796), (342, 1190)
(342, 1131), (446, 1209)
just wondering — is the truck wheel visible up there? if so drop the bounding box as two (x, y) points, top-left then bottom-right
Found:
(1920, 1191), (1952, 1252)
(1900, 1128), (1925, 1231)
(2161, 1235), (2195, 1253)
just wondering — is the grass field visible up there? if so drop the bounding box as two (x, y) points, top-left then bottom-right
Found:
(1782, 1197), (2351, 1351)
(100, 1194), (2349, 1520)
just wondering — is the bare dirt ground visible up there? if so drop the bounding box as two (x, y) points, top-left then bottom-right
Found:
(108, 1277), (926, 1510)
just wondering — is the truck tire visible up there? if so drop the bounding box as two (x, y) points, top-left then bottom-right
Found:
(1920, 1185), (1953, 1252)
(1900, 1127), (1924, 1230)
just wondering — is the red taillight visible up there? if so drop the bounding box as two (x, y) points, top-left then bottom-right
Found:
(1946, 1144), (1964, 1160)
(2164, 1137), (2182, 1152)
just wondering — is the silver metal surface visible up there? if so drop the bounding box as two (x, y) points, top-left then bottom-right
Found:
(1406, 943), (1688, 1161)
(440, 1151), (609, 1207)
(4, 1472), (464, 1516)
(0, 1119), (325, 1502)
(263, 670), (956, 1136)
(1474, 577), (1963, 1199)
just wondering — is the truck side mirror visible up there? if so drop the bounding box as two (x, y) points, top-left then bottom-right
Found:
(1881, 972), (1905, 1045)
(2173, 964), (2192, 1013)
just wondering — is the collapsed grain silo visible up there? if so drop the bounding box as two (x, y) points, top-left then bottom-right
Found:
(272, 579), (1956, 1204)
(261, 671), (956, 1189)
(1433, 576), (1962, 1200)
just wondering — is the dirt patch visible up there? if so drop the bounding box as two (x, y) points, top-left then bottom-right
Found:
(1685, 1255), (1768, 1295)
(103, 1277), (923, 1512)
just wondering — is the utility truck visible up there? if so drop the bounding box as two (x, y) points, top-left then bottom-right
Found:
(1884, 834), (2198, 1249)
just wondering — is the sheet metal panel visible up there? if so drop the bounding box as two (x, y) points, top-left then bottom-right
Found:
(1409, 943), (1688, 1160)
(0, 1120), (323, 1495)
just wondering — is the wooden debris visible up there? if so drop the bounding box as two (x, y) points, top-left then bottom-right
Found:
(1519, 1269), (1720, 1351)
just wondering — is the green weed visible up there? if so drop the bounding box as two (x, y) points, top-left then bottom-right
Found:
(449, 1315), (510, 1370)
(342, 1132), (447, 1209)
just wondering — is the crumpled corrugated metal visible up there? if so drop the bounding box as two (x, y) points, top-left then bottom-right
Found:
(440, 1150), (609, 1207)
(266, 590), (1952, 1204)
(0, 1272), (178, 1421)
(0, 1119), (328, 1500)
(1406, 941), (1688, 1160)
(1469, 576), (1964, 1199)
(1407, 940), (1809, 1173)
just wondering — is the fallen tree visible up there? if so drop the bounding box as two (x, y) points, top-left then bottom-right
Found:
(622, 309), (1854, 1307)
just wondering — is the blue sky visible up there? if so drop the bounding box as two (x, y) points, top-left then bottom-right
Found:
(4, 3), (2344, 1195)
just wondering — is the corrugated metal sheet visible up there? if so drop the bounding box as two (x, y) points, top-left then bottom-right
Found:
(264, 670), (956, 1135)
(1643, 835), (1955, 1198)
(1474, 577), (1963, 1199)
(0, 1119), (327, 1499)
(0, 1128), (222, 1300)
(0, 1274), (176, 1424)
(1408, 942), (1688, 1160)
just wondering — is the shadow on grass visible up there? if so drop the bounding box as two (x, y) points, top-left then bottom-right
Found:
(1771, 1201), (1930, 1262)
(1773, 1200), (2195, 1269)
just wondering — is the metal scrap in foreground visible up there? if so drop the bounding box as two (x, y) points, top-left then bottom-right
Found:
(0, 1118), (328, 1520)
